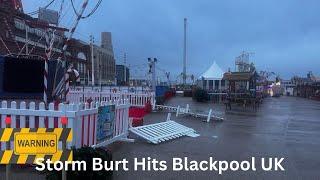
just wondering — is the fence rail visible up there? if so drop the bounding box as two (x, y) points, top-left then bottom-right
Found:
(0, 99), (130, 149)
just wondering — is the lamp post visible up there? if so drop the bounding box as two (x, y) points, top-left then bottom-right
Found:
(148, 58), (157, 92)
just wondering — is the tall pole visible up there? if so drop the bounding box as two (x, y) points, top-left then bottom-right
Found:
(152, 60), (156, 92)
(148, 58), (157, 92)
(124, 53), (127, 85)
(25, 24), (28, 54)
(183, 18), (187, 86)
(90, 35), (95, 86)
(99, 57), (102, 88)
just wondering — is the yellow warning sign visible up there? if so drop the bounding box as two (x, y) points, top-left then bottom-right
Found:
(14, 133), (57, 155)
(0, 128), (73, 164)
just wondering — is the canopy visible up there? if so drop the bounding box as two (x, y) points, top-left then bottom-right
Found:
(199, 61), (224, 80)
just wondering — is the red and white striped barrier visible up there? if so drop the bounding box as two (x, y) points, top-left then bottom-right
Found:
(52, 0), (89, 99)
(44, 30), (56, 106)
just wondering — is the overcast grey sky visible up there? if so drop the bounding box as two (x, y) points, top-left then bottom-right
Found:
(22, 0), (320, 79)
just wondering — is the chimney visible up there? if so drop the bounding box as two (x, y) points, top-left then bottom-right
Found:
(101, 32), (113, 50)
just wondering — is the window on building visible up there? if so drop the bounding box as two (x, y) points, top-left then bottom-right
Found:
(215, 80), (219, 90)
(209, 80), (213, 90)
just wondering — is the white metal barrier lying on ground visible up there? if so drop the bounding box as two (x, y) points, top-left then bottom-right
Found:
(153, 104), (224, 122)
(0, 100), (131, 149)
(129, 113), (198, 144)
(67, 91), (155, 108)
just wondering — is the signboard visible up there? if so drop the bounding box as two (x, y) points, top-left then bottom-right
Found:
(0, 128), (72, 164)
(97, 105), (115, 142)
(14, 133), (57, 155)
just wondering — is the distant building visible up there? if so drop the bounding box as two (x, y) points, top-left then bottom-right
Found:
(281, 79), (295, 96)
(223, 71), (258, 96)
(293, 72), (320, 99)
(67, 39), (91, 85)
(0, 0), (23, 12)
(92, 32), (116, 85)
(116, 65), (130, 86)
(0, 1), (91, 85)
(130, 78), (149, 87)
(0, 2), (64, 58)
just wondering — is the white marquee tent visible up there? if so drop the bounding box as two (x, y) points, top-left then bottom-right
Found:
(198, 61), (226, 91)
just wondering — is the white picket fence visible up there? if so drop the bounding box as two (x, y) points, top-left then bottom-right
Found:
(0, 99), (130, 150)
(67, 91), (155, 108)
(70, 86), (151, 93)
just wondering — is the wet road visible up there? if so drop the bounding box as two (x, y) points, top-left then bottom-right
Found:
(112, 96), (320, 180)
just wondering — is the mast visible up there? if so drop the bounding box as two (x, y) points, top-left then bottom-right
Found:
(183, 18), (187, 85)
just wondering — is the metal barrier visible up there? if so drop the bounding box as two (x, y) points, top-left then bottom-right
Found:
(153, 104), (224, 122)
(70, 86), (151, 93)
(67, 91), (155, 108)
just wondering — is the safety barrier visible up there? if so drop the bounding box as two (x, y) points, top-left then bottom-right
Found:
(70, 86), (151, 93)
(0, 100), (130, 150)
(153, 104), (224, 122)
(67, 91), (155, 108)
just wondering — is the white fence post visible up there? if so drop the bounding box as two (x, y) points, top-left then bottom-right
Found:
(176, 106), (180, 117)
(48, 103), (55, 128)
(38, 102), (45, 128)
(29, 102), (36, 128)
(10, 101), (16, 128)
(1, 101), (7, 151)
(20, 102), (26, 128)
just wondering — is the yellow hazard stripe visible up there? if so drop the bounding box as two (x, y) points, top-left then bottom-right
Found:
(37, 128), (46, 133)
(67, 151), (73, 162)
(0, 150), (13, 164)
(17, 154), (28, 164)
(0, 150), (73, 164)
(20, 128), (30, 133)
(1, 128), (13, 142)
(33, 154), (46, 164)
(54, 128), (63, 141)
(51, 150), (62, 162)
(67, 129), (73, 142)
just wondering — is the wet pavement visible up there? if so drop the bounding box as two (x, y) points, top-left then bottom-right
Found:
(112, 96), (320, 180)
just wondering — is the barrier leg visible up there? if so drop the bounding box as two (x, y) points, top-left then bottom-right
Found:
(186, 104), (190, 113)
(152, 101), (156, 111)
(176, 106), (180, 117)
(166, 113), (171, 121)
(207, 109), (212, 123)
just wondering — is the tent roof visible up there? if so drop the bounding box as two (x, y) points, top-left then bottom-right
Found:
(199, 61), (224, 80)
